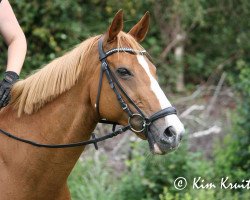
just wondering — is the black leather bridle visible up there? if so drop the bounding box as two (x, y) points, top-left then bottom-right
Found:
(96, 37), (177, 134)
(0, 37), (177, 149)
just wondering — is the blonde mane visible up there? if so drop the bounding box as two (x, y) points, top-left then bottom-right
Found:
(10, 32), (143, 116)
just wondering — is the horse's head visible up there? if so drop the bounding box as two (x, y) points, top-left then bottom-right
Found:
(90, 10), (185, 154)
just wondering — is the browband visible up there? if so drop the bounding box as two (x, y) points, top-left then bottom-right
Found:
(98, 38), (147, 60)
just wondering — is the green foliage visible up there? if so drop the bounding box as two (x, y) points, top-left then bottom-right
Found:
(159, 187), (250, 200)
(184, 0), (250, 84)
(1, 0), (249, 88)
(159, 187), (214, 200)
(68, 139), (249, 200)
(213, 65), (250, 188)
(6, 0), (98, 76)
(68, 154), (116, 200)
(113, 140), (213, 200)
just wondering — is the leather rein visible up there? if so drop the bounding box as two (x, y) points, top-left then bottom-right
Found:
(0, 37), (177, 149)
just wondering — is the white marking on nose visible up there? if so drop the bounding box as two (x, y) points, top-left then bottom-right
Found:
(153, 143), (163, 154)
(136, 55), (184, 134)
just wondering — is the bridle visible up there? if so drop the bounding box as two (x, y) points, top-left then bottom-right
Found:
(96, 37), (177, 134)
(0, 37), (177, 149)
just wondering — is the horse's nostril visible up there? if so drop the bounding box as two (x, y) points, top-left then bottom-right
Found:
(164, 126), (176, 138)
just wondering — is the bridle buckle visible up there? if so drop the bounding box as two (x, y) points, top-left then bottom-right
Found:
(122, 104), (128, 111)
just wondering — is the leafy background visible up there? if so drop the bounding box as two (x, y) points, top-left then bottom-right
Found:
(0, 0), (249, 199)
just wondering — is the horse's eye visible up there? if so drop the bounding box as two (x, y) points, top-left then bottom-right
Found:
(116, 67), (132, 77)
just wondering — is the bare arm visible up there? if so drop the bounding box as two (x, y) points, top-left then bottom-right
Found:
(0, 0), (27, 75)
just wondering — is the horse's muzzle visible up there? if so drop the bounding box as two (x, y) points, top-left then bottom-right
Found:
(127, 107), (184, 154)
(145, 108), (185, 154)
(147, 126), (184, 154)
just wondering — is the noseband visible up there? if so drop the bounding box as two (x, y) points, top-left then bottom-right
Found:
(0, 37), (177, 149)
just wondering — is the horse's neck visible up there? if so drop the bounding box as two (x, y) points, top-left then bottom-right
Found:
(1, 77), (97, 144)
(0, 77), (98, 195)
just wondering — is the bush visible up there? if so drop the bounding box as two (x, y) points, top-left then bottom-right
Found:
(159, 187), (250, 200)
(213, 63), (250, 196)
(68, 153), (116, 200)
(114, 140), (213, 200)
(68, 137), (249, 200)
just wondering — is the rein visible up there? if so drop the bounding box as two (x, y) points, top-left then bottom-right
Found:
(0, 37), (177, 149)
(0, 126), (130, 149)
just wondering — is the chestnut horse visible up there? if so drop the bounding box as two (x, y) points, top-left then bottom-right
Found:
(0, 11), (184, 200)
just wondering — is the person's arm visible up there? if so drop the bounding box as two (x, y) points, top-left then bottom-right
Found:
(0, 0), (26, 108)
(0, 0), (27, 75)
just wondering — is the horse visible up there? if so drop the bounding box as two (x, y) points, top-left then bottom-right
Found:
(0, 10), (184, 200)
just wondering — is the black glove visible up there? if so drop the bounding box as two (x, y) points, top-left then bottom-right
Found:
(0, 71), (19, 108)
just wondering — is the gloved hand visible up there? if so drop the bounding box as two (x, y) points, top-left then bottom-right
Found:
(0, 71), (19, 108)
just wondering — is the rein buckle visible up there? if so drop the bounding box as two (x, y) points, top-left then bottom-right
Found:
(128, 113), (147, 133)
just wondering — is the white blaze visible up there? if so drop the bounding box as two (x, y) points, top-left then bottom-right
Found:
(136, 55), (184, 134)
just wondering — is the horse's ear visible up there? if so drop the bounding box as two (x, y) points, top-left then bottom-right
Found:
(128, 11), (150, 42)
(106, 9), (124, 42)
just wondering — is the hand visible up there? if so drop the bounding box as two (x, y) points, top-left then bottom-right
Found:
(0, 71), (19, 108)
